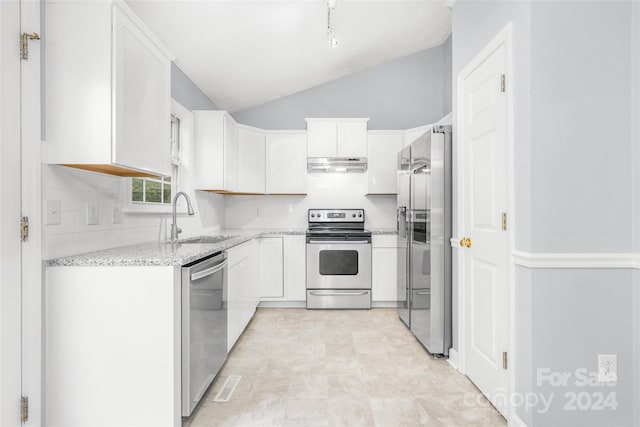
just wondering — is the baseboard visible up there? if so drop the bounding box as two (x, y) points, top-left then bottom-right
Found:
(372, 301), (398, 308)
(508, 413), (528, 427)
(258, 301), (306, 308)
(447, 348), (459, 370)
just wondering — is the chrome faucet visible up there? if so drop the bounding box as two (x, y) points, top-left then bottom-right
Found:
(171, 191), (195, 243)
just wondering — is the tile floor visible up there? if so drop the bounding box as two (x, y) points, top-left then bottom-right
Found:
(184, 308), (507, 427)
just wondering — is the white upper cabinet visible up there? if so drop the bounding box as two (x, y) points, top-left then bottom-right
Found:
(237, 125), (266, 194)
(337, 121), (368, 157)
(44, 1), (173, 177)
(265, 132), (307, 194)
(193, 111), (238, 193)
(306, 119), (369, 158)
(307, 121), (338, 157)
(367, 131), (404, 194)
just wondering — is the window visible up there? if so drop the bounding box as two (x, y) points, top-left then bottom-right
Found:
(131, 114), (180, 205)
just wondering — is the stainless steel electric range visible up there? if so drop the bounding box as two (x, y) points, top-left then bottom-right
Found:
(305, 209), (372, 309)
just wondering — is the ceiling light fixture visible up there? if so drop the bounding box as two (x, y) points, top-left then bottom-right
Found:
(327, 0), (338, 47)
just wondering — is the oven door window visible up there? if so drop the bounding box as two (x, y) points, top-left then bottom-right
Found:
(319, 250), (359, 275)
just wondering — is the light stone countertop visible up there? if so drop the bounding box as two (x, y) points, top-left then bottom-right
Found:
(46, 229), (306, 267)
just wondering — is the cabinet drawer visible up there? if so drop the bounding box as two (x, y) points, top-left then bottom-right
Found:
(227, 240), (251, 267)
(372, 234), (399, 248)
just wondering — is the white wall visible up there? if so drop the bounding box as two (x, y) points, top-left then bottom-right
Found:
(225, 174), (396, 230)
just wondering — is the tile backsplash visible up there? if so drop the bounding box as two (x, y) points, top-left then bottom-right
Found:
(42, 165), (225, 259)
(225, 173), (396, 230)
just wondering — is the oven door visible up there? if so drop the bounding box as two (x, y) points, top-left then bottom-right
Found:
(306, 240), (372, 290)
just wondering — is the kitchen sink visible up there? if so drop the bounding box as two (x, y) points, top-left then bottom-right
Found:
(175, 235), (238, 244)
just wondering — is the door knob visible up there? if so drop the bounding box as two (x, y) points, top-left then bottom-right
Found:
(459, 237), (472, 248)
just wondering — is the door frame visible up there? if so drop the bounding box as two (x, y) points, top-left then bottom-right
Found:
(455, 22), (516, 422)
(1, 0), (24, 425)
(21, 0), (43, 424)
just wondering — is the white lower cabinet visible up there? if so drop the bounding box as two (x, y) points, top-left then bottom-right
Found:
(227, 241), (258, 352)
(284, 235), (306, 301)
(46, 265), (179, 427)
(259, 234), (306, 304)
(372, 235), (399, 304)
(259, 237), (284, 298)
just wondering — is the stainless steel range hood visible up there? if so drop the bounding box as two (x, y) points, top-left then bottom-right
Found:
(307, 157), (368, 173)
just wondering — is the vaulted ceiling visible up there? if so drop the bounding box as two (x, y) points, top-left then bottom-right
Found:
(127, 1), (452, 112)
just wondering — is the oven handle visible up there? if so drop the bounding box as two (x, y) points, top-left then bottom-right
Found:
(309, 291), (370, 296)
(307, 240), (370, 244)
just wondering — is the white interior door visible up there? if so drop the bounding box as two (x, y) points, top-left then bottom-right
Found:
(459, 34), (511, 416)
(1, 1), (24, 425)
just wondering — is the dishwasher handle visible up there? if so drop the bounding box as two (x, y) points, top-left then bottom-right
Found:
(191, 260), (227, 281)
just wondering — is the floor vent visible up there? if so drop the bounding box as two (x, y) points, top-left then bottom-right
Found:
(212, 375), (242, 403)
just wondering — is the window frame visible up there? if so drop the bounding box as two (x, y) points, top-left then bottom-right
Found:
(124, 99), (193, 214)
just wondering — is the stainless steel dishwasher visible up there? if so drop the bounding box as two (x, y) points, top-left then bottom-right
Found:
(182, 251), (227, 416)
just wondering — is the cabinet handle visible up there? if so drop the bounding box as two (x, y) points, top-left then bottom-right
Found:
(191, 261), (227, 281)
(309, 291), (369, 296)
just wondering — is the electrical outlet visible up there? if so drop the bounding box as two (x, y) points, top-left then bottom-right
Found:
(46, 199), (61, 225)
(112, 205), (122, 224)
(86, 202), (99, 225)
(598, 354), (617, 383)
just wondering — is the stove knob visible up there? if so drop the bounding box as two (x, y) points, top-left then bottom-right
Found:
(311, 214), (315, 218)
(358, 213), (362, 218)
(352, 213), (356, 218)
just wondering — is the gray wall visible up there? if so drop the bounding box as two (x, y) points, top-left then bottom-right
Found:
(530, 1), (631, 253)
(171, 63), (218, 111)
(452, 1), (637, 426)
(232, 38), (452, 130)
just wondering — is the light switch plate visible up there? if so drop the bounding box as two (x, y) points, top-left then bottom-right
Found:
(86, 202), (99, 225)
(46, 199), (61, 225)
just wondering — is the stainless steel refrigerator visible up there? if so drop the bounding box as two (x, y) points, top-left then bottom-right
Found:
(397, 125), (452, 356)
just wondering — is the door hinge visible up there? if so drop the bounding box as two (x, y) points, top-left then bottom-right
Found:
(20, 32), (40, 60)
(21, 396), (28, 423)
(501, 212), (508, 231)
(503, 351), (508, 369)
(20, 216), (29, 241)
(500, 74), (506, 92)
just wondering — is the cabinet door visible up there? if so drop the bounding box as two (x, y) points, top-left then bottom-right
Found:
(113, 7), (171, 176)
(372, 247), (398, 301)
(367, 132), (403, 194)
(284, 235), (307, 301)
(337, 121), (368, 157)
(223, 115), (238, 192)
(249, 239), (261, 307)
(237, 127), (266, 194)
(307, 121), (337, 157)
(227, 262), (242, 352)
(259, 238), (284, 298)
(193, 111), (225, 189)
(265, 133), (307, 194)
